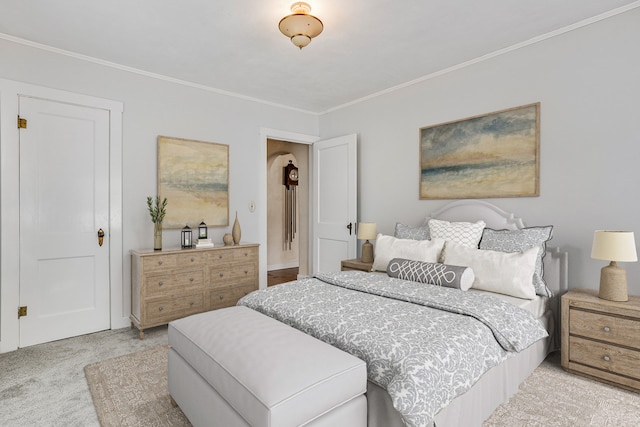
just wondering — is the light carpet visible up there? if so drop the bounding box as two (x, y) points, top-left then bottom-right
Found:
(85, 349), (640, 426)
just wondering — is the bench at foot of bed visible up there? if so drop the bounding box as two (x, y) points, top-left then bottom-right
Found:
(168, 306), (367, 427)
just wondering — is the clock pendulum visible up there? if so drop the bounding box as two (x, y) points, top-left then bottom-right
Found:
(283, 160), (299, 250)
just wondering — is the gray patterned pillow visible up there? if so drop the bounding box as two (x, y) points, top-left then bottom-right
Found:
(479, 226), (554, 297)
(386, 258), (475, 290)
(394, 223), (430, 240)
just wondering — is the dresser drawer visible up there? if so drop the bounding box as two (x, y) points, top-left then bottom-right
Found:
(145, 293), (204, 324)
(177, 252), (208, 267)
(210, 262), (256, 288)
(142, 254), (177, 271)
(569, 335), (640, 380)
(210, 284), (256, 310)
(144, 270), (204, 297)
(209, 247), (258, 263)
(570, 309), (640, 349)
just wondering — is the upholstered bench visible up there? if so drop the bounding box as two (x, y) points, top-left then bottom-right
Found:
(168, 306), (367, 427)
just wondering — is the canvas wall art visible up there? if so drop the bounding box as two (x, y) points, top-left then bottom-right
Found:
(158, 136), (229, 228)
(420, 103), (540, 199)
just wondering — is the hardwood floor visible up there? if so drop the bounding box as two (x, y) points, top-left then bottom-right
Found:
(267, 267), (298, 286)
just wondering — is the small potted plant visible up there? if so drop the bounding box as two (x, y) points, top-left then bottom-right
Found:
(147, 196), (168, 250)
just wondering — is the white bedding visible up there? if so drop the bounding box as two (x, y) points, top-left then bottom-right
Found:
(469, 289), (549, 318)
(369, 271), (549, 318)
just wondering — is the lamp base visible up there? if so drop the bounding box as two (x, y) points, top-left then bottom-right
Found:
(361, 240), (374, 264)
(599, 261), (628, 302)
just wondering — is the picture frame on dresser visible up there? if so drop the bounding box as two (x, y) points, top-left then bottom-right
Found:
(157, 135), (230, 228)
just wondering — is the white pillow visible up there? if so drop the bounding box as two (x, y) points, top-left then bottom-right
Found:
(443, 241), (538, 299)
(429, 219), (486, 248)
(372, 234), (445, 272)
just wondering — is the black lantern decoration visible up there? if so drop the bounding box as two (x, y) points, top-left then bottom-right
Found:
(198, 220), (208, 239)
(181, 225), (193, 248)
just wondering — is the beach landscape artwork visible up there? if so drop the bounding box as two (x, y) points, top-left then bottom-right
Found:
(420, 103), (540, 199)
(158, 136), (229, 228)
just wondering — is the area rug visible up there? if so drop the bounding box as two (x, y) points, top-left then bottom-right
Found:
(484, 352), (640, 426)
(84, 345), (190, 427)
(85, 347), (640, 426)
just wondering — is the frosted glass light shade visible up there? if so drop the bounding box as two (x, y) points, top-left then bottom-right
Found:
(357, 223), (377, 240)
(279, 2), (323, 49)
(591, 231), (638, 262)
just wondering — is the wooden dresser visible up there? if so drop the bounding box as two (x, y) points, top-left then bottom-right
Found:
(561, 288), (640, 392)
(130, 244), (259, 339)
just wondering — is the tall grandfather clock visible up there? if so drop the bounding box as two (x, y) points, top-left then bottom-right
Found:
(283, 160), (298, 250)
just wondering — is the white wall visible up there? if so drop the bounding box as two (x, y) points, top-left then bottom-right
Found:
(0, 37), (318, 351)
(319, 8), (640, 295)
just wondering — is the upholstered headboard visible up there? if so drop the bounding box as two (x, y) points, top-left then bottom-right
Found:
(425, 200), (568, 349)
(425, 199), (568, 296)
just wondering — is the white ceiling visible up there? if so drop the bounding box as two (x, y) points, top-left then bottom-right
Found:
(1, 1), (638, 113)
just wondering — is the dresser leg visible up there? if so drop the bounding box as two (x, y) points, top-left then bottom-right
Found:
(139, 330), (145, 340)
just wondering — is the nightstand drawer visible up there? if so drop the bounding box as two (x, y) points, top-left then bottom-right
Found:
(569, 336), (640, 380)
(570, 309), (640, 349)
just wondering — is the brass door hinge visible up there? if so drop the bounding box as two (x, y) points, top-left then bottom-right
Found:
(17, 116), (27, 129)
(18, 306), (27, 318)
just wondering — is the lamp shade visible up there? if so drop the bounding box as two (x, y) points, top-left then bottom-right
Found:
(591, 231), (638, 262)
(357, 223), (377, 240)
(279, 2), (323, 49)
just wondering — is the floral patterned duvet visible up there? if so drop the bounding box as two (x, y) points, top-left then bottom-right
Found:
(238, 271), (548, 427)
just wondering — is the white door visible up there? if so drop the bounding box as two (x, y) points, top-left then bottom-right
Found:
(312, 134), (357, 273)
(19, 96), (111, 347)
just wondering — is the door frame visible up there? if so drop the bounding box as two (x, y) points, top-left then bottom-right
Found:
(259, 128), (318, 289)
(0, 79), (124, 352)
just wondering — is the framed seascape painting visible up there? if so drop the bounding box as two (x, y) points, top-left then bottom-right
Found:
(419, 103), (540, 199)
(158, 136), (229, 228)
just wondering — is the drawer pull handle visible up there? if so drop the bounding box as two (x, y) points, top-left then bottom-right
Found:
(190, 302), (194, 307)
(191, 257), (195, 262)
(603, 355), (611, 362)
(190, 278), (194, 282)
(158, 281), (164, 286)
(158, 306), (164, 312)
(219, 295), (224, 300)
(244, 253), (248, 257)
(219, 273), (224, 277)
(218, 255), (223, 259)
(603, 326), (611, 332)
(158, 261), (163, 265)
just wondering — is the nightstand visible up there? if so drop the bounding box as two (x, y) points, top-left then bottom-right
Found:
(561, 288), (640, 392)
(341, 258), (373, 272)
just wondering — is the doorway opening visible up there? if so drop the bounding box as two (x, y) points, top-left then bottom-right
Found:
(266, 139), (309, 286)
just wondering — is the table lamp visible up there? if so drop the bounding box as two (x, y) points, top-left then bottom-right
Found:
(357, 222), (377, 263)
(591, 230), (637, 301)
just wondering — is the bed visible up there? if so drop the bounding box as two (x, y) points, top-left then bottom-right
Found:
(241, 200), (568, 427)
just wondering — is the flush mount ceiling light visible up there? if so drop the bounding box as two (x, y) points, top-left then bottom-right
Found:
(279, 2), (323, 49)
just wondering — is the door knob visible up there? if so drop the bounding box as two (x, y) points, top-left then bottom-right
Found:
(346, 222), (353, 235)
(97, 229), (105, 247)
